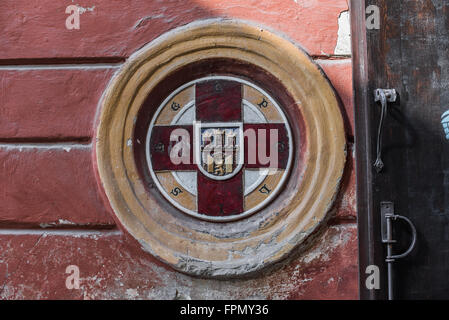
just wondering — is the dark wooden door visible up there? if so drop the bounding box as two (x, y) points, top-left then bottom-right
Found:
(352, 0), (449, 299)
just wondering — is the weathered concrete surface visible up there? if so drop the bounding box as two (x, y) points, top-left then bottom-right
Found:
(318, 59), (354, 137)
(0, 141), (354, 228)
(333, 143), (357, 221)
(0, 224), (357, 300)
(0, 69), (116, 140)
(0, 146), (115, 227)
(0, 0), (348, 60)
(0, 61), (351, 141)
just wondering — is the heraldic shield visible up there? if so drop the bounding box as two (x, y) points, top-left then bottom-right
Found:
(194, 122), (244, 181)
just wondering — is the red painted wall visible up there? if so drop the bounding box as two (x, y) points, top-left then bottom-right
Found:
(0, 0), (357, 299)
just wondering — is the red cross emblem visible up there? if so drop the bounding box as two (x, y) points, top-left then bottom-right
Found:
(147, 77), (292, 221)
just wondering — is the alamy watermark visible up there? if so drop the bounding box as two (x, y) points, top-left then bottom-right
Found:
(366, 5), (380, 30)
(365, 265), (380, 290)
(65, 4), (95, 30)
(65, 265), (80, 290)
(168, 124), (281, 175)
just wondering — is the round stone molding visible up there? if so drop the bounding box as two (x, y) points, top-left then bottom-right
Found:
(94, 20), (346, 277)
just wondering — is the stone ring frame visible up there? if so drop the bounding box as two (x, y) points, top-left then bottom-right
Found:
(94, 20), (346, 277)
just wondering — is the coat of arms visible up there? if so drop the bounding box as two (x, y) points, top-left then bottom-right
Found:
(195, 123), (244, 180)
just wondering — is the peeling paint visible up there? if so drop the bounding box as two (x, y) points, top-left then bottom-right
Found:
(125, 288), (139, 299)
(38, 219), (98, 229)
(334, 10), (351, 55)
(53, 224), (356, 300)
(134, 14), (166, 28)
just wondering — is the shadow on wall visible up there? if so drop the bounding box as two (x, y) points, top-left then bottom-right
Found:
(0, 0), (349, 60)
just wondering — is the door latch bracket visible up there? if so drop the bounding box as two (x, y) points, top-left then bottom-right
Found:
(381, 201), (417, 300)
(381, 201), (417, 261)
(373, 89), (397, 173)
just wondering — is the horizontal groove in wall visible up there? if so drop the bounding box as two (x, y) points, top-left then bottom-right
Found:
(0, 220), (117, 230)
(328, 217), (357, 226)
(0, 143), (91, 151)
(0, 64), (123, 70)
(0, 58), (125, 70)
(0, 57), (126, 66)
(0, 228), (121, 236)
(0, 137), (91, 146)
(0, 56), (350, 67)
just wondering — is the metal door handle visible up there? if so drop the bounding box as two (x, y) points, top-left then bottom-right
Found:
(381, 201), (417, 300)
(373, 89), (397, 173)
(387, 214), (417, 261)
(381, 201), (417, 261)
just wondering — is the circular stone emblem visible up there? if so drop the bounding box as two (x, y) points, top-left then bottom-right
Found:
(147, 76), (293, 221)
(95, 20), (346, 277)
